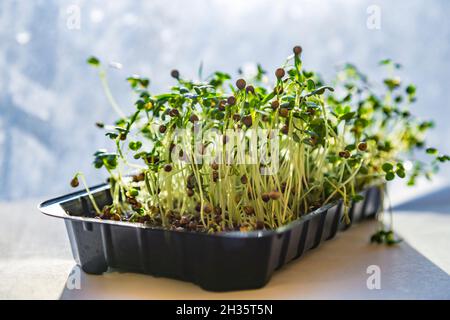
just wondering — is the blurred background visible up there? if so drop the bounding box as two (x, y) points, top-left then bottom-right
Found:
(1, 0), (450, 201)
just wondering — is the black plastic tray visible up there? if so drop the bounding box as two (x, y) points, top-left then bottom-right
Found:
(38, 185), (382, 291)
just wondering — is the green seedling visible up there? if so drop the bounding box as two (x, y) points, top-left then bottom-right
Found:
(70, 47), (448, 238)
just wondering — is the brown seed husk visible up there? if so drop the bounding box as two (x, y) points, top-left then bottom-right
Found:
(358, 142), (368, 151)
(275, 68), (285, 79)
(293, 45), (303, 56)
(189, 114), (199, 123)
(236, 78), (246, 90)
(271, 100), (279, 110)
(243, 206), (255, 215)
(242, 115), (253, 127)
(70, 177), (79, 188)
(269, 191), (281, 200)
(261, 193), (270, 203)
(203, 203), (213, 214)
(279, 108), (289, 118)
(227, 96), (236, 105)
(171, 69), (180, 79)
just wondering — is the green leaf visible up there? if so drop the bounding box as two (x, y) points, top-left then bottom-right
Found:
(396, 169), (406, 178)
(396, 162), (404, 170)
(340, 112), (356, 122)
(334, 104), (351, 115)
(87, 56), (100, 66)
(385, 231), (401, 245)
(307, 79), (315, 91)
(133, 152), (145, 160)
(345, 144), (356, 151)
(379, 59), (392, 65)
(359, 166), (369, 174)
(127, 76), (150, 89)
(129, 141), (142, 151)
(302, 138), (314, 146)
(382, 163), (393, 172)
(128, 188), (139, 197)
(437, 155), (450, 162)
(302, 70), (314, 78)
(383, 78), (401, 90)
(310, 86), (334, 95)
(406, 84), (416, 95)
(106, 132), (118, 140)
(105, 155), (118, 169)
(426, 147), (438, 155)
(261, 91), (275, 104)
(385, 171), (395, 181)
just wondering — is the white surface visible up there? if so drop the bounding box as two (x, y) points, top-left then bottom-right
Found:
(387, 182), (450, 275)
(0, 193), (449, 300)
(393, 213), (450, 274)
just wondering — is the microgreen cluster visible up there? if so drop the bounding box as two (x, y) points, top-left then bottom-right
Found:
(72, 46), (448, 233)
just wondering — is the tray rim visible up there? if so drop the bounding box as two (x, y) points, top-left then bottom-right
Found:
(38, 183), (366, 239)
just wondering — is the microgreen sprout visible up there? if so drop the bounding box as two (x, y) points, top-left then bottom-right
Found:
(71, 48), (448, 237)
(70, 172), (102, 215)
